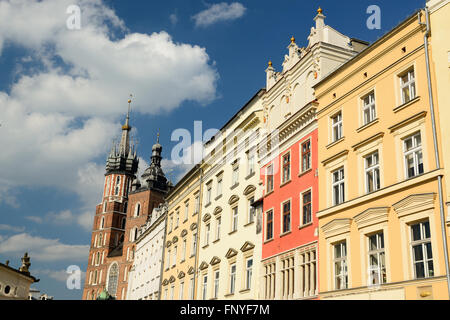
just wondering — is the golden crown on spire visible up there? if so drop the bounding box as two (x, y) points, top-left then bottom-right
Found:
(291, 36), (295, 43)
(317, 7), (323, 14)
(268, 60), (272, 67)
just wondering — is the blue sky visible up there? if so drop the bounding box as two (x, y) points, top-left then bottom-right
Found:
(0, 0), (425, 300)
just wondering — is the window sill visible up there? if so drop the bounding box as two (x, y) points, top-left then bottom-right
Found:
(356, 118), (379, 133)
(280, 179), (291, 188)
(298, 168), (312, 178)
(280, 231), (292, 238)
(215, 195), (222, 201)
(393, 96), (420, 113)
(224, 293), (235, 298)
(228, 230), (238, 236)
(244, 221), (255, 228)
(205, 203), (212, 209)
(245, 172), (256, 180)
(299, 222), (313, 230)
(230, 183), (239, 190)
(189, 254), (195, 259)
(180, 259), (185, 264)
(264, 238), (274, 244)
(202, 244), (209, 249)
(213, 239), (220, 244)
(264, 190), (274, 198)
(326, 137), (345, 149)
(239, 288), (251, 294)
(171, 265), (176, 269)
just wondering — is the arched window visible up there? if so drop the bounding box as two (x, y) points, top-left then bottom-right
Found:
(134, 203), (141, 217)
(100, 217), (105, 229)
(95, 252), (100, 265)
(115, 176), (121, 196)
(98, 233), (102, 247)
(134, 228), (138, 241)
(103, 201), (107, 213)
(131, 247), (135, 260)
(107, 263), (119, 296)
(121, 218), (126, 230)
(93, 270), (98, 284)
(105, 176), (110, 197)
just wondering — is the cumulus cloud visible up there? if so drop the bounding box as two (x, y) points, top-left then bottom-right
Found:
(0, 233), (89, 262)
(35, 268), (86, 283)
(169, 13), (178, 26)
(192, 2), (246, 28)
(0, 0), (219, 230)
(0, 224), (26, 232)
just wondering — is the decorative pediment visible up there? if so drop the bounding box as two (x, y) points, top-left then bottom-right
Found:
(172, 236), (178, 243)
(243, 185), (256, 196)
(393, 193), (436, 218)
(322, 218), (352, 239)
(354, 207), (389, 230)
(203, 213), (211, 222)
(278, 102), (318, 144)
(162, 279), (169, 286)
(213, 206), (223, 216)
(166, 240), (172, 248)
(178, 271), (185, 279)
(187, 266), (195, 275)
(225, 248), (238, 259)
(181, 229), (188, 237)
(169, 276), (176, 283)
(240, 241), (255, 252)
(228, 195), (240, 205)
(199, 261), (209, 271)
(210, 256), (221, 266)
(190, 223), (198, 231)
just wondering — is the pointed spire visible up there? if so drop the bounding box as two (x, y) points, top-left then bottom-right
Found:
(119, 95), (133, 156)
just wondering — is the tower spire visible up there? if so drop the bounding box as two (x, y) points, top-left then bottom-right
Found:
(119, 95), (133, 156)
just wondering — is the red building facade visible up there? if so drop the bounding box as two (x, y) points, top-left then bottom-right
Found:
(260, 102), (319, 300)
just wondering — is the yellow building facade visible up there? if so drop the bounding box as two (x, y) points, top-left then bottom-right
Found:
(160, 165), (203, 300)
(315, 8), (450, 300)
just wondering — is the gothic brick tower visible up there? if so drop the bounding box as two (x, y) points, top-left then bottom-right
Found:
(82, 100), (171, 300)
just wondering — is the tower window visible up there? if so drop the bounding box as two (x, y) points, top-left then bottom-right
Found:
(115, 176), (121, 196)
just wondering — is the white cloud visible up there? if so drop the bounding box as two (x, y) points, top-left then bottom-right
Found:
(0, 0), (219, 231)
(35, 268), (86, 283)
(0, 224), (26, 232)
(192, 2), (246, 28)
(0, 233), (89, 262)
(169, 13), (178, 26)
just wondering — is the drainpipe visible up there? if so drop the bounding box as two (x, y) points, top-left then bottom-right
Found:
(158, 208), (168, 300)
(419, 7), (450, 299)
(193, 165), (204, 300)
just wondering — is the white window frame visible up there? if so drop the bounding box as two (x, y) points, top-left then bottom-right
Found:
(216, 217), (221, 241)
(365, 152), (381, 193)
(362, 91), (376, 125)
(300, 138), (312, 173)
(300, 189), (313, 226)
(229, 263), (236, 294)
(202, 275), (208, 300)
(281, 151), (291, 184)
(400, 68), (416, 104)
(333, 241), (348, 290)
(214, 270), (220, 299)
(367, 232), (386, 286)
(403, 132), (423, 179)
(331, 112), (343, 142)
(232, 165), (239, 186)
(332, 167), (345, 206)
(246, 258), (253, 290)
(266, 164), (274, 193)
(410, 220), (434, 279)
(265, 209), (274, 241)
(231, 206), (238, 232)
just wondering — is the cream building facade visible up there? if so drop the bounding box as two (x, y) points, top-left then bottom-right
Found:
(0, 253), (38, 300)
(161, 165), (202, 300)
(315, 8), (450, 300)
(196, 89), (265, 300)
(127, 203), (167, 300)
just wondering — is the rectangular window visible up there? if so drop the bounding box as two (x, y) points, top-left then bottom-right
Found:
(191, 232), (197, 256)
(368, 232), (386, 285)
(202, 275), (208, 300)
(302, 191), (312, 225)
(216, 217), (221, 241)
(217, 177), (223, 197)
(282, 200), (291, 234)
(246, 258), (253, 290)
(365, 152), (380, 193)
(232, 166), (239, 186)
(266, 210), (273, 240)
(172, 246), (177, 267)
(362, 91), (376, 125)
(184, 202), (189, 221)
(332, 112), (343, 142)
(214, 270), (220, 299)
(300, 249), (317, 298)
(170, 285), (175, 300)
(205, 223), (210, 246)
(404, 133), (423, 179)
(194, 195), (200, 214)
(334, 241), (348, 290)
(400, 68), (416, 104)
(166, 249), (171, 270)
(301, 140), (311, 172)
(206, 183), (212, 205)
(266, 165), (274, 193)
(282, 153), (291, 183)
(189, 277), (195, 300)
(248, 197), (255, 224)
(164, 288), (168, 300)
(332, 168), (345, 205)
(179, 281), (184, 300)
(230, 264), (236, 294)
(411, 221), (434, 278)
(169, 215), (173, 232)
(182, 239), (187, 262)
(247, 152), (255, 176)
(232, 207), (238, 232)
(175, 210), (179, 228)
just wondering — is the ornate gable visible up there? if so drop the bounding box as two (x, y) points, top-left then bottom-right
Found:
(228, 195), (240, 205)
(210, 256), (221, 266)
(354, 207), (389, 230)
(172, 236), (178, 243)
(178, 271), (185, 279)
(225, 248), (238, 259)
(393, 193), (436, 218)
(181, 229), (188, 237)
(203, 213), (211, 222)
(166, 240), (172, 248)
(213, 206), (223, 215)
(243, 185), (256, 196)
(187, 266), (195, 275)
(322, 218), (352, 239)
(199, 261), (209, 271)
(190, 223), (198, 231)
(240, 241), (255, 252)
(162, 279), (169, 286)
(169, 276), (176, 283)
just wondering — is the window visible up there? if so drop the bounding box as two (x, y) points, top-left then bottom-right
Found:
(114, 176), (121, 196)
(179, 281), (184, 300)
(98, 233), (102, 247)
(302, 191), (312, 225)
(123, 201), (128, 214)
(400, 68), (416, 104)
(121, 218), (126, 229)
(189, 277), (195, 299)
(100, 217), (105, 229)
(230, 264), (236, 294)
(194, 195), (200, 214)
(216, 177), (223, 197)
(266, 165), (274, 193)
(214, 270), (220, 299)
(334, 242), (348, 290)
(266, 210), (274, 241)
(170, 285), (175, 300)
(216, 217), (221, 241)
(202, 275), (208, 300)
(300, 249), (317, 298)
(169, 215), (173, 232)
(404, 133), (423, 179)
(282, 153), (291, 183)
(172, 246), (177, 267)
(164, 287), (168, 300)
(282, 200), (291, 234)
(182, 239), (187, 262)
(166, 250), (171, 270)
(232, 166), (239, 186)
(411, 221), (434, 278)
(184, 202), (189, 221)
(246, 258), (253, 290)
(107, 263), (119, 297)
(362, 91), (376, 125)
(264, 262), (276, 299)
(332, 168), (345, 205)
(365, 152), (380, 193)
(134, 203), (141, 217)
(105, 176), (110, 197)
(331, 112), (343, 142)
(232, 207), (238, 232)
(191, 232), (197, 256)
(281, 257), (295, 298)
(301, 140), (311, 172)
(205, 223), (210, 246)
(206, 183), (212, 205)
(247, 152), (255, 176)
(103, 201), (107, 213)
(248, 197), (255, 224)
(175, 210), (179, 228)
(368, 232), (386, 285)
